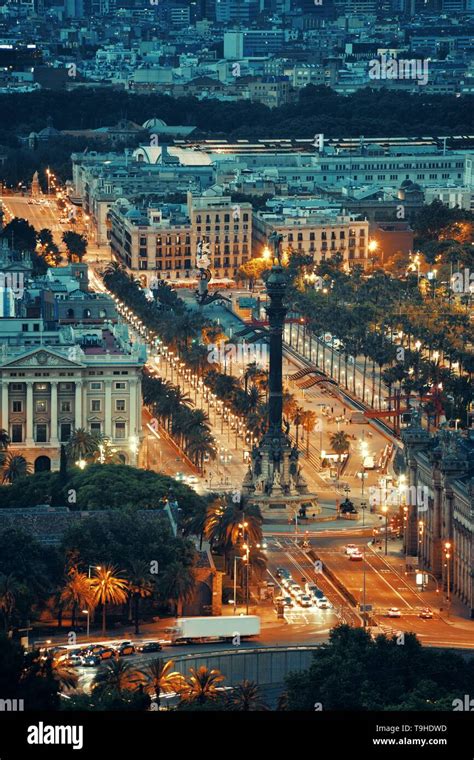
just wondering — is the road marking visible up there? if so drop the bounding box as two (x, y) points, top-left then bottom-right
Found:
(364, 553), (414, 609)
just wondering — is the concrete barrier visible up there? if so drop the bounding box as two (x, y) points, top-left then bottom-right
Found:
(170, 645), (322, 686)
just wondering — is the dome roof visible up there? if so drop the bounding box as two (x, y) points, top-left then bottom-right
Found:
(125, 209), (143, 220)
(39, 126), (60, 137)
(143, 117), (167, 129)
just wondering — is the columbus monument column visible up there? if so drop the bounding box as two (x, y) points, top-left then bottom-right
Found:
(241, 233), (319, 520)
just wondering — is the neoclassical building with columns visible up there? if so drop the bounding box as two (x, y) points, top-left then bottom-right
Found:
(401, 416), (474, 619)
(0, 319), (146, 472)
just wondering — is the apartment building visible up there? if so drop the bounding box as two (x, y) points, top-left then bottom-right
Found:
(108, 189), (252, 285)
(71, 145), (215, 245)
(253, 208), (369, 269)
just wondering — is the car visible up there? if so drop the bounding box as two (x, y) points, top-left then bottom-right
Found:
(419, 607), (433, 619)
(299, 595), (313, 608)
(137, 641), (163, 653)
(305, 583), (319, 596)
(281, 576), (292, 589)
(64, 653), (84, 667)
(363, 456), (375, 470)
(81, 655), (100, 667)
(88, 644), (105, 655)
(275, 567), (286, 578)
(344, 544), (358, 555)
(387, 607), (401, 618)
(185, 475), (199, 484)
(349, 551), (363, 561)
(117, 643), (135, 657)
(317, 597), (329, 609)
(289, 584), (302, 597)
(96, 647), (116, 660)
(282, 596), (294, 608)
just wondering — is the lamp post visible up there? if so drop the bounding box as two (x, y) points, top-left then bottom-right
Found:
(87, 565), (101, 638)
(381, 505), (389, 555)
(444, 541), (452, 617)
(233, 555), (245, 614)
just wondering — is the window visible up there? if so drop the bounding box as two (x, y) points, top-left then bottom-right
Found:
(12, 401), (22, 413)
(115, 399), (126, 412)
(11, 424), (22, 443)
(114, 381), (127, 390)
(60, 401), (71, 413)
(11, 383), (23, 391)
(35, 383), (47, 391)
(90, 422), (101, 435)
(91, 399), (101, 412)
(36, 400), (47, 413)
(115, 421), (126, 439)
(90, 382), (103, 390)
(36, 423), (48, 443)
(60, 423), (71, 442)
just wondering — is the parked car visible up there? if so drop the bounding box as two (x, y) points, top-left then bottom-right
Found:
(96, 647), (116, 661)
(64, 653), (84, 667)
(387, 607), (401, 618)
(317, 597), (329, 609)
(299, 595), (313, 608)
(81, 655), (100, 667)
(137, 641), (162, 653)
(117, 643), (135, 657)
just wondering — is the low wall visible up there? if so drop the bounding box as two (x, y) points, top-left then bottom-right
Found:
(171, 645), (322, 686)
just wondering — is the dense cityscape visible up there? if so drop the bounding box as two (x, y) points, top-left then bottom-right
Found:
(0, 0), (473, 753)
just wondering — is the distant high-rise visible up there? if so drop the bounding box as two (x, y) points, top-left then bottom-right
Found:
(64, 0), (84, 17)
(215, 0), (259, 23)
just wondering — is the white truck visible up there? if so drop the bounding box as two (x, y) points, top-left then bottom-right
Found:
(170, 615), (260, 644)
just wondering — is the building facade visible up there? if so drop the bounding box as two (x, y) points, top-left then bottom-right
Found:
(0, 318), (146, 472)
(108, 189), (252, 285)
(253, 210), (369, 268)
(401, 418), (474, 618)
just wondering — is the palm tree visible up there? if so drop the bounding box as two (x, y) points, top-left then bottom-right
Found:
(225, 680), (269, 711)
(300, 410), (317, 457)
(159, 562), (196, 618)
(59, 569), (94, 630)
(205, 500), (263, 553)
(180, 666), (225, 705)
(1, 452), (31, 483)
(0, 573), (22, 632)
(127, 560), (155, 635)
(43, 656), (79, 692)
(92, 658), (139, 695)
(329, 430), (351, 480)
(91, 437), (121, 464)
(90, 565), (128, 634)
(137, 658), (185, 707)
(0, 429), (9, 449)
(292, 405), (305, 447)
(66, 428), (101, 463)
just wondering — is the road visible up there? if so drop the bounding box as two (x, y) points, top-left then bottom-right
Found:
(312, 532), (474, 647)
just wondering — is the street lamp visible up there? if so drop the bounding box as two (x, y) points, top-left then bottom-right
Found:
(444, 541), (452, 617)
(86, 565), (101, 638)
(233, 555), (245, 614)
(381, 505), (389, 555)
